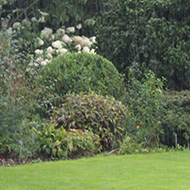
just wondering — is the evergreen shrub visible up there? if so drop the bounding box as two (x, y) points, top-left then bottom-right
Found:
(35, 52), (124, 116)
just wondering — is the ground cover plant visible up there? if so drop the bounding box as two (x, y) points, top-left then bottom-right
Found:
(1, 151), (190, 190)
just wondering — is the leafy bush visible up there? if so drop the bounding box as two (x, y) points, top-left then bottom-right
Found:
(37, 122), (68, 158)
(96, 0), (190, 90)
(110, 134), (145, 155)
(52, 91), (127, 151)
(0, 29), (36, 155)
(37, 122), (101, 159)
(67, 129), (101, 157)
(122, 70), (166, 148)
(162, 90), (190, 147)
(35, 52), (124, 116)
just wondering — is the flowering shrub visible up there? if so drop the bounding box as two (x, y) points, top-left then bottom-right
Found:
(1, 8), (97, 71)
(52, 91), (127, 151)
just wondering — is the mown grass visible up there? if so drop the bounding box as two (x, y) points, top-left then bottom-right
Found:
(1, 151), (190, 190)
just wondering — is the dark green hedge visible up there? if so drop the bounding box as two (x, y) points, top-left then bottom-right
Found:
(96, 0), (190, 90)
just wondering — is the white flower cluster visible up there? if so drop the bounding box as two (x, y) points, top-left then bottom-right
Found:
(29, 25), (96, 69)
(10, 9), (97, 70)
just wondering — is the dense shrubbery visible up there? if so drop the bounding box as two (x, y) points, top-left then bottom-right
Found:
(1, 0), (190, 163)
(38, 122), (101, 158)
(1, 0), (103, 36)
(122, 70), (166, 148)
(0, 29), (36, 155)
(52, 91), (127, 151)
(96, 0), (190, 90)
(162, 90), (190, 147)
(34, 52), (124, 116)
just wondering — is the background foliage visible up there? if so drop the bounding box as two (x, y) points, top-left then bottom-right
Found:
(96, 0), (190, 90)
(162, 90), (190, 147)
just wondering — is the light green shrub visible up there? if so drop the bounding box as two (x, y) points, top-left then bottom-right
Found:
(35, 52), (124, 117)
(37, 122), (101, 159)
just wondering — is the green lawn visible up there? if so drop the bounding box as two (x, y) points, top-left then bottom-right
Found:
(1, 151), (190, 190)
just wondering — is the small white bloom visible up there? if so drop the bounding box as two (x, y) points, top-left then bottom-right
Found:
(51, 34), (55, 40)
(90, 36), (96, 43)
(46, 46), (54, 54)
(56, 48), (68, 54)
(56, 28), (65, 36)
(37, 38), (44, 46)
(38, 16), (46, 23)
(76, 23), (82, 30)
(34, 63), (39, 67)
(31, 17), (38, 22)
(72, 36), (92, 47)
(75, 44), (81, 51)
(36, 57), (44, 62)
(90, 49), (96, 54)
(52, 40), (64, 49)
(82, 36), (89, 40)
(41, 60), (47, 66)
(13, 22), (21, 29)
(22, 19), (31, 28)
(41, 27), (53, 40)
(66, 26), (75, 33)
(38, 10), (49, 17)
(62, 34), (72, 44)
(71, 36), (83, 44)
(38, 10), (49, 23)
(80, 36), (93, 47)
(45, 59), (51, 63)
(35, 49), (43, 55)
(47, 53), (53, 59)
(82, 46), (90, 53)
